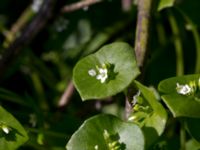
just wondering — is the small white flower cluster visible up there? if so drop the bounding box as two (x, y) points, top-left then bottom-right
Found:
(0, 123), (10, 134)
(88, 63), (108, 83)
(176, 83), (192, 95)
(176, 78), (200, 96)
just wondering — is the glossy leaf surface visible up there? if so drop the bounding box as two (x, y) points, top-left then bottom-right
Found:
(158, 74), (200, 118)
(73, 42), (140, 100)
(0, 106), (28, 150)
(66, 114), (144, 150)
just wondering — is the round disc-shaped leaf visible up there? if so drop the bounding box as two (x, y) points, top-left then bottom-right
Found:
(73, 42), (140, 100)
(158, 74), (200, 118)
(66, 114), (145, 150)
(0, 106), (28, 150)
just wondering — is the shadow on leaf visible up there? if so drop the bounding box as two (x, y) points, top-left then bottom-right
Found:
(0, 127), (24, 141)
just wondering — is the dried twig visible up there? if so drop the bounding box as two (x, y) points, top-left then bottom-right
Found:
(134, 0), (153, 67)
(125, 0), (154, 119)
(61, 0), (102, 13)
(58, 81), (75, 107)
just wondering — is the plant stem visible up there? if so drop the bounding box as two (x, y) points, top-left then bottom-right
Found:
(193, 25), (200, 73)
(31, 72), (49, 111)
(134, 0), (153, 67)
(58, 80), (74, 107)
(168, 11), (184, 76)
(178, 9), (200, 73)
(27, 127), (69, 138)
(61, 0), (102, 13)
(3, 7), (36, 48)
(125, 0), (154, 119)
(180, 121), (186, 150)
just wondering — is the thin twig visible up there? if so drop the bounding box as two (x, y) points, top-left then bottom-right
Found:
(122, 0), (132, 12)
(134, 0), (153, 67)
(61, 0), (102, 13)
(58, 81), (75, 107)
(125, 0), (154, 119)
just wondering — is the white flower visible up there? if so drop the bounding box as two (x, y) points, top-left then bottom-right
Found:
(176, 83), (192, 95)
(132, 90), (141, 105)
(2, 125), (10, 134)
(128, 115), (137, 121)
(96, 68), (108, 83)
(88, 69), (97, 77)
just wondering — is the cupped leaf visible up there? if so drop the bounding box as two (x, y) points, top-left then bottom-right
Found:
(66, 114), (145, 150)
(158, 74), (200, 118)
(132, 81), (167, 147)
(0, 106), (29, 150)
(158, 74), (200, 94)
(73, 42), (140, 100)
(157, 0), (175, 11)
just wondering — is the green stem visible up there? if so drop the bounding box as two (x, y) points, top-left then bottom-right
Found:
(3, 6), (36, 48)
(193, 25), (200, 73)
(31, 72), (49, 111)
(177, 8), (200, 73)
(180, 121), (186, 150)
(156, 19), (167, 46)
(178, 9), (200, 73)
(168, 11), (184, 76)
(27, 127), (69, 138)
(134, 0), (153, 67)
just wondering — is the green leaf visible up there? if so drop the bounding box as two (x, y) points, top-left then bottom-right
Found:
(158, 74), (200, 118)
(157, 0), (175, 11)
(73, 42), (140, 100)
(66, 114), (145, 150)
(133, 81), (167, 147)
(186, 139), (200, 150)
(0, 106), (29, 150)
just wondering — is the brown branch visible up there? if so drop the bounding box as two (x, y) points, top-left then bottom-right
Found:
(134, 0), (153, 67)
(125, 0), (154, 119)
(58, 81), (75, 107)
(122, 0), (132, 12)
(61, 0), (102, 13)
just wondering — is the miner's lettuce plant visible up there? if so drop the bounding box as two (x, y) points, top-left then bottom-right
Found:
(1, 0), (200, 149)
(67, 39), (200, 149)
